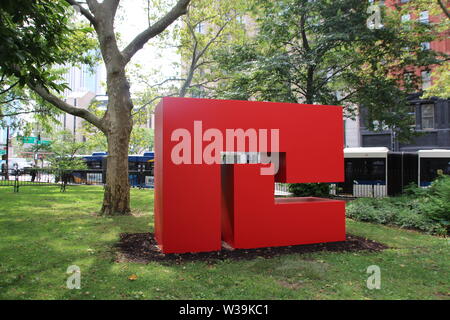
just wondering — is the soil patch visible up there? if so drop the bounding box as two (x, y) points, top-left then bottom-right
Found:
(115, 233), (388, 264)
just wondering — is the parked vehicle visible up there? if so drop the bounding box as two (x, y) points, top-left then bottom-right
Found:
(73, 152), (155, 188)
(337, 148), (450, 197)
(6, 158), (34, 173)
(418, 149), (450, 187)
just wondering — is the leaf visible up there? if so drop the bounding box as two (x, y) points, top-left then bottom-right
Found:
(128, 274), (138, 281)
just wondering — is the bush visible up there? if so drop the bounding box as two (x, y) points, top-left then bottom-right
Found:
(346, 198), (396, 224)
(415, 176), (450, 234)
(288, 183), (330, 197)
(347, 175), (450, 236)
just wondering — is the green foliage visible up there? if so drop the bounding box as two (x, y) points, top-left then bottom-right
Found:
(132, 0), (253, 107)
(44, 131), (88, 170)
(289, 183), (331, 198)
(400, 1), (450, 100)
(416, 175), (450, 227)
(0, 74), (66, 132)
(347, 176), (450, 235)
(212, 0), (444, 140)
(0, 0), (98, 133)
(0, 0), (97, 90)
(177, 0), (251, 97)
(129, 127), (154, 154)
(81, 100), (154, 154)
(422, 62), (450, 99)
(47, 156), (87, 171)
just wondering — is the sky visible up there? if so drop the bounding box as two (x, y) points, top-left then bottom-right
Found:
(107, 0), (181, 94)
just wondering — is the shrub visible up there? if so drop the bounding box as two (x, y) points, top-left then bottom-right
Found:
(347, 198), (398, 224)
(347, 176), (450, 236)
(417, 175), (450, 232)
(288, 183), (331, 197)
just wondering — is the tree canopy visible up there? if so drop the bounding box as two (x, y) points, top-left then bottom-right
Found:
(0, 0), (96, 89)
(211, 0), (445, 141)
(0, 0), (97, 130)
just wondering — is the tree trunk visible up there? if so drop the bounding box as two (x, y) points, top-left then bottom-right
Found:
(101, 129), (132, 215)
(100, 69), (133, 216)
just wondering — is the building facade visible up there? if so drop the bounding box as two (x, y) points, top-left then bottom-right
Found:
(57, 63), (106, 142)
(360, 96), (450, 151)
(356, 0), (450, 151)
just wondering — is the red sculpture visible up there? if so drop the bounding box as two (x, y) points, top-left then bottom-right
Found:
(154, 97), (345, 253)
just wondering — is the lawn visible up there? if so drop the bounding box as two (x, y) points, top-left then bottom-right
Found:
(0, 186), (448, 300)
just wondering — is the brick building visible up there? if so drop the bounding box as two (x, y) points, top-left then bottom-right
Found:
(357, 0), (450, 151)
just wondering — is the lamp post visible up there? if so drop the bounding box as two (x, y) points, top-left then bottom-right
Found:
(390, 126), (398, 152)
(34, 124), (41, 167)
(5, 126), (10, 180)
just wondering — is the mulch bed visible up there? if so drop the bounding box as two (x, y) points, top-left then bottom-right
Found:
(115, 233), (388, 264)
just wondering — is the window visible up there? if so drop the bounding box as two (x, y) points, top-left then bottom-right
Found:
(404, 71), (415, 90)
(421, 42), (431, 50)
(419, 11), (429, 24)
(422, 70), (432, 90)
(421, 104), (435, 130)
(401, 14), (410, 23)
(408, 106), (416, 127)
(196, 23), (204, 34)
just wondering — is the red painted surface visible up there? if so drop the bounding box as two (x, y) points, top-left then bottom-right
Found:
(222, 164), (345, 248)
(155, 97), (345, 253)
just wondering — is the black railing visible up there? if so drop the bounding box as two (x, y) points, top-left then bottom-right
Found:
(0, 168), (154, 192)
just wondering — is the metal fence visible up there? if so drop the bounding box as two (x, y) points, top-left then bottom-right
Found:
(0, 168), (65, 192)
(0, 168), (154, 192)
(274, 181), (389, 198)
(330, 182), (387, 198)
(0, 168), (390, 198)
(275, 182), (386, 198)
(275, 183), (291, 196)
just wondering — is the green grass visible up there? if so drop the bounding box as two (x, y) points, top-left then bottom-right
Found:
(0, 186), (449, 300)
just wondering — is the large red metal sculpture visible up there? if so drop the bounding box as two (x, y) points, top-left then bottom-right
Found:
(154, 97), (345, 254)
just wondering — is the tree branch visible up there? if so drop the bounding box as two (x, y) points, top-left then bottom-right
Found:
(29, 84), (106, 133)
(437, 0), (450, 20)
(186, 14), (199, 46)
(315, 61), (357, 92)
(196, 17), (233, 61)
(178, 13), (234, 97)
(0, 96), (29, 105)
(122, 0), (191, 63)
(102, 0), (121, 19)
(189, 77), (229, 89)
(0, 80), (19, 95)
(132, 93), (177, 116)
(65, 0), (97, 26)
(150, 78), (186, 88)
(0, 108), (51, 117)
(193, 60), (214, 70)
(337, 90), (358, 103)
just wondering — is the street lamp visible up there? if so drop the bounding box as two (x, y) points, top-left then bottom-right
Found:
(1, 120), (11, 180)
